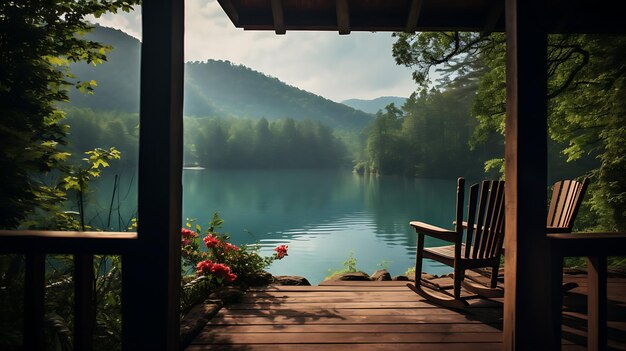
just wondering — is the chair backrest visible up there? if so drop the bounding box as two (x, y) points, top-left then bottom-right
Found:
(547, 177), (589, 232)
(454, 178), (505, 260)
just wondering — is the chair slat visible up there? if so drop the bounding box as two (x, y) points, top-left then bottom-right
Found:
(464, 184), (479, 259)
(455, 178), (466, 235)
(547, 177), (589, 232)
(547, 181), (563, 226)
(486, 181), (505, 258)
(563, 182), (581, 227)
(471, 181), (490, 259)
(553, 180), (572, 228)
(559, 181), (578, 227)
(478, 181), (499, 259)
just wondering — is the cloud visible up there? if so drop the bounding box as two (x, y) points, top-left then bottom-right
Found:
(92, 0), (418, 102)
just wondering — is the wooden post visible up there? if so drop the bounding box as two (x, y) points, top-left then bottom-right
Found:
(504, 0), (555, 349)
(122, 0), (184, 350)
(587, 255), (607, 351)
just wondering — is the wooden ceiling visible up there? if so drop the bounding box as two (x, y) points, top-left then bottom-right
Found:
(217, 0), (626, 35)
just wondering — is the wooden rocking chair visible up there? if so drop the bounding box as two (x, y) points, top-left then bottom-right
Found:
(548, 177), (589, 292)
(407, 178), (505, 309)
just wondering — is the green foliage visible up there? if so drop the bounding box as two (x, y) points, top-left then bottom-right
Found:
(405, 266), (416, 276)
(0, 1), (139, 229)
(359, 89), (501, 178)
(1, 254), (125, 351)
(63, 147), (121, 191)
(392, 31), (626, 231)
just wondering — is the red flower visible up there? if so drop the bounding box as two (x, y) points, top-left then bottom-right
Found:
(203, 234), (220, 249)
(182, 239), (191, 246)
(195, 260), (237, 282)
(196, 260), (214, 275)
(222, 242), (240, 252)
(210, 262), (238, 282)
(274, 245), (288, 259)
(181, 228), (197, 239)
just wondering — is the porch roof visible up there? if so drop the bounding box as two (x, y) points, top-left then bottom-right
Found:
(217, 0), (626, 34)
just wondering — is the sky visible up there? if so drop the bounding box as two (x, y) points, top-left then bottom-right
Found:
(91, 0), (418, 102)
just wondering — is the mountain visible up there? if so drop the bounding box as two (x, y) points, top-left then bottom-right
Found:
(67, 26), (373, 130)
(341, 96), (407, 114)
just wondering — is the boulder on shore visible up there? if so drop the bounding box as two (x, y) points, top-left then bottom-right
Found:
(370, 269), (392, 281)
(321, 272), (371, 284)
(245, 271), (274, 286)
(273, 275), (311, 286)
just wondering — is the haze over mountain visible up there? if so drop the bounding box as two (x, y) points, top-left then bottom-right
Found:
(67, 26), (373, 130)
(341, 96), (407, 114)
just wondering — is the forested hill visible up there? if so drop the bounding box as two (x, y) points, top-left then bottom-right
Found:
(67, 26), (373, 130)
(342, 96), (407, 114)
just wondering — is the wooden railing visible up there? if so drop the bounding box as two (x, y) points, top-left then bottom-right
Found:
(549, 232), (626, 351)
(0, 230), (137, 350)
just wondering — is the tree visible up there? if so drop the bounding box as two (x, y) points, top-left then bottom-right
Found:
(392, 32), (626, 230)
(0, 0), (139, 228)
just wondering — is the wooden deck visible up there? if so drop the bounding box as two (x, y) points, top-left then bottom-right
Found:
(187, 275), (626, 350)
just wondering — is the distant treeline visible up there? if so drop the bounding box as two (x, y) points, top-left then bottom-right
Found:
(62, 108), (349, 169)
(355, 88), (502, 179)
(184, 117), (348, 168)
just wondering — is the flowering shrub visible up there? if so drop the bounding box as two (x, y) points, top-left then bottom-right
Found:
(181, 212), (288, 287)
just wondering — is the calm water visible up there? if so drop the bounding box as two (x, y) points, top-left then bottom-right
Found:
(91, 169), (459, 284)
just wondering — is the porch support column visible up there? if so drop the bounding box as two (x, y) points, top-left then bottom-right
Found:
(122, 0), (184, 350)
(504, 0), (556, 349)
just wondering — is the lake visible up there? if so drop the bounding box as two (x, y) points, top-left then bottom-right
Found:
(90, 169), (460, 285)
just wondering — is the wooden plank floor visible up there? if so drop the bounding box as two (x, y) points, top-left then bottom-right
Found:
(187, 275), (626, 350)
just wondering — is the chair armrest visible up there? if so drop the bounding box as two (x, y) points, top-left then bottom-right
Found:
(409, 221), (457, 242)
(454, 221), (477, 230)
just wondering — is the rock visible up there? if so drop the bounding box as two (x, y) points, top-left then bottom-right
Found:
(406, 271), (436, 281)
(245, 270), (274, 286)
(273, 275), (311, 286)
(371, 269), (392, 281)
(422, 272), (436, 280)
(322, 272), (371, 283)
(208, 286), (244, 304)
(392, 275), (410, 281)
(180, 302), (222, 348)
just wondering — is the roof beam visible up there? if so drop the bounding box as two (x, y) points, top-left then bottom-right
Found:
(405, 0), (424, 33)
(271, 0), (286, 34)
(336, 0), (350, 35)
(481, 0), (505, 37)
(217, 0), (240, 27)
